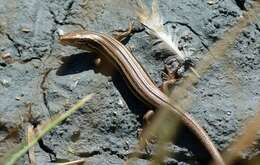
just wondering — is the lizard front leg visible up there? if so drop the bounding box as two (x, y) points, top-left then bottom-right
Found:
(112, 22), (134, 42)
(159, 55), (196, 93)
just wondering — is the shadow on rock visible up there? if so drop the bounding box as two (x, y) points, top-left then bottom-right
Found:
(56, 52), (97, 76)
(56, 52), (148, 118)
(175, 125), (212, 164)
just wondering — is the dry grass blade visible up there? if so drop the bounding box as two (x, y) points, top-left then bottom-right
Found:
(170, 1), (260, 99)
(125, 108), (180, 165)
(168, 2), (260, 163)
(127, 0), (260, 164)
(0, 94), (94, 165)
(27, 125), (36, 165)
(149, 110), (180, 165)
(223, 110), (260, 165)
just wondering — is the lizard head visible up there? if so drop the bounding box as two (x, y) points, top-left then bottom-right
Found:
(59, 31), (97, 50)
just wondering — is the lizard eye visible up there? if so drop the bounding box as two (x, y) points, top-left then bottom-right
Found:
(76, 39), (85, 44)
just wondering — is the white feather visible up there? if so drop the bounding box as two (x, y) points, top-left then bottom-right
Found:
(136, 0), (186, 60)
(136, 0), (200, 77)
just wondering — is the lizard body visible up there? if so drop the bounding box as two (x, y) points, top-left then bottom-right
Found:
(59, 31), (225, 165)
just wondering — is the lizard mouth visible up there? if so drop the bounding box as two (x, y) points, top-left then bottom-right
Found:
(58, 30), (81, 45)
(58, 34), (73, 46)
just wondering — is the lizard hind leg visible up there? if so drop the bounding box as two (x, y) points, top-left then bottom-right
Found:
(138, 110), (157, 153)
(93, 56), (118, 76)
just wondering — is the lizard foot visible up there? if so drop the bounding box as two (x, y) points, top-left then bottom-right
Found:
(159, 65), (178, 95)
(137, 110), (157, 154)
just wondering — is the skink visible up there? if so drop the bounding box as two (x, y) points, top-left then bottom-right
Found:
(59, 31), (225, 165)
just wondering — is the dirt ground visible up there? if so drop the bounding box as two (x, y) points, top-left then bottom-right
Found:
(0, 0), (259, 164)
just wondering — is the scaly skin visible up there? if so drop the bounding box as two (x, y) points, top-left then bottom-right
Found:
(59, 31), (225, 165)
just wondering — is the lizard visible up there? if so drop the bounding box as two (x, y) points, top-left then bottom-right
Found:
(58, 28), (225, 165)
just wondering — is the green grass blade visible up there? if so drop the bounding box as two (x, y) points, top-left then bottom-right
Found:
(1, 93), (94, 165)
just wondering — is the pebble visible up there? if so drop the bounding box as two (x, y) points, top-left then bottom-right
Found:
(0, 79), (10, 87)
(21, 27), (31, 33)
(118, 99), (124, 107)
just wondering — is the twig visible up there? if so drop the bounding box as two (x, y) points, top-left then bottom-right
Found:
(56, 159), (86, 165)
